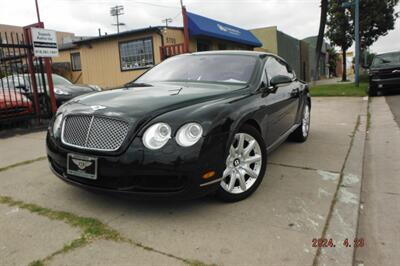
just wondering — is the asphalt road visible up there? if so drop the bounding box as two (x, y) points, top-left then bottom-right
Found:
(385, 94), (400, 127)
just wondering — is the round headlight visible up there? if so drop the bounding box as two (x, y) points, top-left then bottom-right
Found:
(52, 114), (63, 136)
(142, 123), (171, 150)
(175, 123), (203, 147)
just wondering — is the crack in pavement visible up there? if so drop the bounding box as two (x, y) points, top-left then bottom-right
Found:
(312, 115), (362, 266)
(0, 195), (213, 266)
(268, 162), (340, 174)
(0, 156), (47, 173)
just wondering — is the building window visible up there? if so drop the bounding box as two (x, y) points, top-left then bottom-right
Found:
(119, 38), (154, 71)
(218, 43), (227, 50)
(70, 52), (81, 71)
(197, 40), (211, 52)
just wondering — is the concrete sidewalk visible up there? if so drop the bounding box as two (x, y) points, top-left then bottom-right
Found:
(0, 97), (367, 266)
(355, 96), (400, 266)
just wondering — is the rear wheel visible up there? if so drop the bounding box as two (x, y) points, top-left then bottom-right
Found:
(216, 125), (267, 202)
(289, 103), (310, 142)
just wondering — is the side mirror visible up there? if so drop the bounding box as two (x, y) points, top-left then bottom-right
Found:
(270, 75), (292, 88)
(259, 82), (271, 95)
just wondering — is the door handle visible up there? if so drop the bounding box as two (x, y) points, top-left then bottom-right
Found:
(290, 88), (300, 97)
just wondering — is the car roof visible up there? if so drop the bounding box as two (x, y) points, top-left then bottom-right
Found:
(191, 50), (270, 57)
(187, 50), (286, 62)
(376, 51), (400, 56)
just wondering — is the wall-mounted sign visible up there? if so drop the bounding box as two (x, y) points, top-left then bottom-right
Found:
(217, 24), (241, 36)
(31, 28), (59, 57)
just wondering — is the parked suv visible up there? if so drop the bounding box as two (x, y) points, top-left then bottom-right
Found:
(369, 51), (400, 96)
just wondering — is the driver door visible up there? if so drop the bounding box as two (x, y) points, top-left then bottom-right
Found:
(264, 57), (299, 146)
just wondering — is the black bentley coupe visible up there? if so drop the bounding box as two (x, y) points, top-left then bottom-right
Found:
(47, 51), (311, 202)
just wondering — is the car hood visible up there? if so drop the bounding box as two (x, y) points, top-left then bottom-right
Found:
(56, 84), (95, 93)
(60, 82), (247, 126)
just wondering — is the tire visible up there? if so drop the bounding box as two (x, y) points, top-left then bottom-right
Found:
(289, 103), (311, 142)
(216, 125), (267, 202)
(369, 86), (377, 97)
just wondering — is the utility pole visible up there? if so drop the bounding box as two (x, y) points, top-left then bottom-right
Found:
(110, 5), (125, 34)
(342, 0), (360, 87)
(34, 0), (41, 22)
(162, 18), (173, 28)
(181, 0), (189, 53)
(354, 0), (360, 87)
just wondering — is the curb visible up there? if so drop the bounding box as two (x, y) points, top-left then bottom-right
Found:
(316, 98), (368, 266)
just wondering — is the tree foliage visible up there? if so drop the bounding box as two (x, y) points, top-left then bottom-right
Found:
(326, 1), (353, 52)
(326, 0), (353, 81)
(358, 0), (399, 49)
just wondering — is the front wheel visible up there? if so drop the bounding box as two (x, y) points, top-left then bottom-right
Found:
(216, 125), (267, 202)
(368, 86), (378, 97)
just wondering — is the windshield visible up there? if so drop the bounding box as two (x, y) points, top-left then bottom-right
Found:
(371, 52), (400, 68)
(51, 74), (72, 86)
(135, 54), (258, 85)
(0, 76), (25, 89)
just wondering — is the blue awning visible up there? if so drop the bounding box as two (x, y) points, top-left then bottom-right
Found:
(187, 12), (262, 47)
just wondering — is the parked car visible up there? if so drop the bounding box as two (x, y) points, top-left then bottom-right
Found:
(0, 89), (33, 119)
(47, 51), (311, 202)
(0, 74), (102, 106)
(369, 51), (400, 96)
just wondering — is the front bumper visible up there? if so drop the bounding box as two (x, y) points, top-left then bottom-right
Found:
(370, 77), (400, 90)
(46, 131), (228, 199)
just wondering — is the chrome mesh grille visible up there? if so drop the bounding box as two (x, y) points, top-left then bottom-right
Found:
(62, 115), (129, 151)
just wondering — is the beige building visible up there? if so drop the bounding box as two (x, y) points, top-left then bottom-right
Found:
(54, 25), (260, 89)
(52, 12), (262, 89)
(54, 27), (182, 88)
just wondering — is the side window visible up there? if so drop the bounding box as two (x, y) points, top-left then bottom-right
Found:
(265, 57), (283, 82)
(265, 57), (294, 82)
(281, 62), (295, 79)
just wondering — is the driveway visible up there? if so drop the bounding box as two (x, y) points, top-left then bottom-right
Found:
(0, 97), (366, 266)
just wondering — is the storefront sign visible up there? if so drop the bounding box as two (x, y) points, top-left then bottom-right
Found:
(31, 28), (59, 57)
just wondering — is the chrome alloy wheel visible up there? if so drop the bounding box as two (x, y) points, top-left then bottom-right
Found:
(302, 105), (310, 137)
(220, 133), (262, 194)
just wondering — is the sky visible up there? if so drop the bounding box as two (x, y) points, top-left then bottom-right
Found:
(1, 0), (399, 54)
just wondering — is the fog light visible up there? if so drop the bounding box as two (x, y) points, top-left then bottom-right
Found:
(378, 84), (383, 88)
(202, 171), (216, 179)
